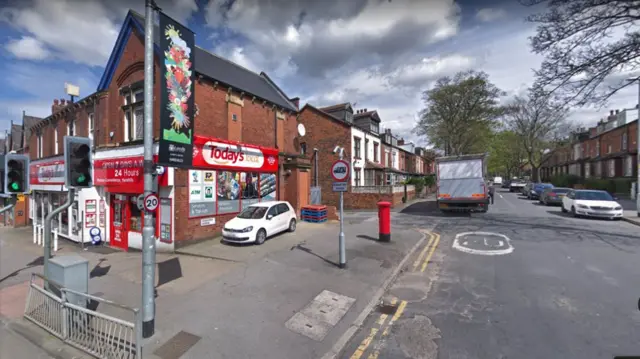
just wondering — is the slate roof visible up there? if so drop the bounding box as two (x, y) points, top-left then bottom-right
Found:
(98, 11), (297, 112)
(10, 124), (23, 151)
(23, 115), (43, 140)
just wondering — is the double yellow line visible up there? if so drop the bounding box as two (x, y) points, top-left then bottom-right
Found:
(349, 231), (440, 359)
(412, 231), (440, 273)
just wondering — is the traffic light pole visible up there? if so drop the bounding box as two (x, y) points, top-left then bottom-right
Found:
(43, 188), (75, 288)
(0, 195), (16, 214)
(141, 0), (158, 339)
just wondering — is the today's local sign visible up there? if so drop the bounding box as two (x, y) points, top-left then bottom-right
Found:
(192, 136), (278, 172)
(30, 158), (65, 185)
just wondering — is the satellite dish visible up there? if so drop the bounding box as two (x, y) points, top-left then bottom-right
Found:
(297, 123), (306, 137)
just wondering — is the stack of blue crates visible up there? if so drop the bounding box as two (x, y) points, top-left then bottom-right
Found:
(301, 205), (328, 223)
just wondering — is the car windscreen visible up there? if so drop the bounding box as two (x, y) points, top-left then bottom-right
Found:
(237, 206), (268, 219)
(535, 183), (553, 189)
(575, 191), (614, 201)
(552, 188), (570, 193)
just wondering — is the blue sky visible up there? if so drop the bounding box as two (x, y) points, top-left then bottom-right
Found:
(1, 0), (637, 145)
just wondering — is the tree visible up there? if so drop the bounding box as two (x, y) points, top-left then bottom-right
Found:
(487, 130), (525, 178)
(505, 88), (570, 181)
(414, 71), (506, 156)
(523, 0), (640, 106)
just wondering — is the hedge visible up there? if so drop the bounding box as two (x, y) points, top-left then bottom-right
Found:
(549, 174), (634, 195)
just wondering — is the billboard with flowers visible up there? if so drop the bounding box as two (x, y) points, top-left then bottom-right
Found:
(158, 12), (195, 168)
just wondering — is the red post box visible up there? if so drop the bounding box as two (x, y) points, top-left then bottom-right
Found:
(377, 201), (391, 242)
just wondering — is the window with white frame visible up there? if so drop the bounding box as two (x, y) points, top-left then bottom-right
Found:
(354, 169), (361, 186)
(622, 133), (628, 151)
(607, 144), (611, 154)
(596, 140), (600, 156)
(608, 159), (615, 177)
(88, 113), (94, 140)
(625, 155), (633, 177)
(595, 161), (602, 177)
(67, 120), (75, 137)
(37, 133), (43, 158)
(123, 88), (144, 142)
(584, 162), (591, 178)
(54, 127), (59, 155)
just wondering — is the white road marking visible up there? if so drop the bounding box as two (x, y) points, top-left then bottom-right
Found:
(452, 231), (514, 256)
(498, 240), (504, 246)
(499, 194), (504, 199)
(483, 238), (488, 246)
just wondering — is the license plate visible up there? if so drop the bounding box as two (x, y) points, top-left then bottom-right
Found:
(558, 194), (565, 197)
(439, 204), (448, 208)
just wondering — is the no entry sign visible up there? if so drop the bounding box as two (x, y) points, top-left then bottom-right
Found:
(331, 160), (350, 182)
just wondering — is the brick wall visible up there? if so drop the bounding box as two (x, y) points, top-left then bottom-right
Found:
(298, 105), (352, 209)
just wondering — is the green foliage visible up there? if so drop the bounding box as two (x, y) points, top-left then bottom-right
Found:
(549, 174), (634, 195)
(487, 130), (524, 177)
(424, 174), (436, 187)
(413, 70), (507, 155)
(406, 177), (425, 194)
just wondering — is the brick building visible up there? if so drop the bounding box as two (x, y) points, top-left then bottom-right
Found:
(541, 109), (638, 184)
(24, 10), (309, 251)
(298, 103), (428, 209)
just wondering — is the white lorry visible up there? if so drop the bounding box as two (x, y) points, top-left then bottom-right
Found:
(436, 154), (489, 212)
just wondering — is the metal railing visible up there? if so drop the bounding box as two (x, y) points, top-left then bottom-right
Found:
(24, 273), (141, 359)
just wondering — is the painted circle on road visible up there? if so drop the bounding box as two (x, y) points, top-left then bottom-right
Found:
(452, 231), (514, 255)
(331, 160), (350, 182)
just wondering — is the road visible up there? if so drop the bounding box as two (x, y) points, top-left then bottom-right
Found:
(341, 188), (640, 359)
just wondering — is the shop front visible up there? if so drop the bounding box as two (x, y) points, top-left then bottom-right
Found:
(29, 156), (103, 243)
(183, 136), (279, 242)
(93, 145), (173, 252)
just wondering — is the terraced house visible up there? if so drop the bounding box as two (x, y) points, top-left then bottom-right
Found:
(541, 108), (639, 195)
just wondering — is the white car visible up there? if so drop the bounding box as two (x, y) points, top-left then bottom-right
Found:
(222, 201), (297, 244)
(493, 176), (503, 186)
(561, 189), (623, 219)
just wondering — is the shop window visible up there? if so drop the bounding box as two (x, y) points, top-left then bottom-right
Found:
(217, 171), (241, 214)
(71, 201), (80, 236)
(60, 193), (69, 236)
(240, 172), (261, 210)
(129, 197), (143, 232)
(259, 173), (277, 201)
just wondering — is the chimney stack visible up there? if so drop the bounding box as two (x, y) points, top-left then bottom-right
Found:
(610, 110), (614, 116)
(615, 109), (619, 114)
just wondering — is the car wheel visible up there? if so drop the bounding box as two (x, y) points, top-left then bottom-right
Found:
(561, 204), (568, 213)
(571, 206), (578, 218)
(255, 229), (267, 245)
(288, 219), (297, 232)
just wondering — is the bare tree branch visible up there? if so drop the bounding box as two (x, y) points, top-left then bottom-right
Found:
(523, 0), (640, 107)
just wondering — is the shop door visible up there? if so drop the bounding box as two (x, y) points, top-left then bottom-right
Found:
(110, 197), (128, 250)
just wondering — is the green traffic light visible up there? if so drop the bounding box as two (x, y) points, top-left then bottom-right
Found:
(10, 182), (19, 191)
(78, 175), (86, 183)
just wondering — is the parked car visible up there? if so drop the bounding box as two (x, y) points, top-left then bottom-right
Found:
(521, 182), (533, 196)
(509, 180), (525, 192)
(539, 187), (571, 205)
(502, 180), (511, 189)
(222, 201), (297, 244)
(529, 183), (554, 200)
(561, 190), (623, 219)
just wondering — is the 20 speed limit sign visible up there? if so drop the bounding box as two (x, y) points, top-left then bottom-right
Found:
(144, 194), (159, 212)
(331, 160), (350, 182)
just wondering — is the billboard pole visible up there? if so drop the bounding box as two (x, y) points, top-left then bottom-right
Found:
(142, 0), (158, 339)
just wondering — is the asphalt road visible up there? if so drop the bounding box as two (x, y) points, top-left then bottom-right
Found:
(342, 189), (640, 359)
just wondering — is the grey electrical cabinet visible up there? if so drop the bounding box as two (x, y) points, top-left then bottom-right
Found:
(47, 255), (89, 307)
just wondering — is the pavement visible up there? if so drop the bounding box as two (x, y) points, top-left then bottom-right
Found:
(340, 188), (640, 359)
(0, 215), (435, 359)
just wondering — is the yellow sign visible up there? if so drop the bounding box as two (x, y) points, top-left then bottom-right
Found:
(17, 194), (25, 202)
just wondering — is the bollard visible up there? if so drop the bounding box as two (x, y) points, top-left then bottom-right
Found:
(33, 225), (37, 244)
(377, 201), (391, 242)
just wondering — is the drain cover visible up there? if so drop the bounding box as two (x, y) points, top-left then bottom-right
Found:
(154, 330), (201, 359)
(285, 290), (355, 341)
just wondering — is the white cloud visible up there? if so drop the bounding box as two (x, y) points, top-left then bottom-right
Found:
(476, 8), (507, 22)
(0, 0), (197, 67)
(5, 36), (50, 60)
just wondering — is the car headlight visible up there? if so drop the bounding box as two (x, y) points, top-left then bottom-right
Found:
(241, 226), (254, 233)
(577, 204), (589, 209)
(614, 206), (622, 210)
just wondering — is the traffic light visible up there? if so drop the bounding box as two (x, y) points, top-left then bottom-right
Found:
(64, 136), (92, 188)
(3, 154), (30, 194)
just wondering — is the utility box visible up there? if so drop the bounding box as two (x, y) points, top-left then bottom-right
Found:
(47, 255), (89, 307)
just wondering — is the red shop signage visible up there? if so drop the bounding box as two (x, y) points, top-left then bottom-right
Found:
(30, 158), (65, 185)
(192, 135), (279, 172)
(94, 155), (168, 194)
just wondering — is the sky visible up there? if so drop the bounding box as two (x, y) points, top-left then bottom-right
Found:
(0, 0), (638, 145)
